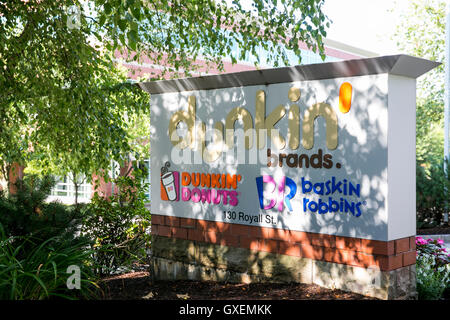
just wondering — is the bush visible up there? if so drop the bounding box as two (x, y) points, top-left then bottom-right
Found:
(0, 224), (98, 300)
(81, 167), (151, 276)
(416, 159), (450, 227)
(0, 175), (99, 300)
(416, 236), (450, 300)
(0, 174), (82, 240)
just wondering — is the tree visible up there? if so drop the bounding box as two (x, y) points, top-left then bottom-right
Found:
(392, 0), (450, 225)
(392, 0), (445, 164)
(0, 1), (149, 194)
(92, 0), (330, 72)
(24, 65), (150, 205)
(1, 0), (329, 190)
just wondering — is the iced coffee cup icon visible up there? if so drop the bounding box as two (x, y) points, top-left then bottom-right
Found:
(161, 171), (177, 201)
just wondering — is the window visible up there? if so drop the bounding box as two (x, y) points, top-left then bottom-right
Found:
(49, 174), (91, 204)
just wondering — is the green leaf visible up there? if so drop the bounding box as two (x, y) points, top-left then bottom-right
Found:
(104, 3), (112, 15)
(118, 20), (127, 32)
(127, 30), (138, 50)
(99, 15), (106, 27)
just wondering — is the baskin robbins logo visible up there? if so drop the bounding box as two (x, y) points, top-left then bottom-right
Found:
(255, 175), (366, 217)
(160, 161), (243, 205)
(254, 82), (367, 218)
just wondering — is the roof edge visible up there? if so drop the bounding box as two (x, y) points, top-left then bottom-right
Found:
(390, 55), (441, 79)
(138, 55), (440, 94)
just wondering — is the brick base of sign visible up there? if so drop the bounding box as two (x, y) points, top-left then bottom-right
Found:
(150, 215), (417, 300)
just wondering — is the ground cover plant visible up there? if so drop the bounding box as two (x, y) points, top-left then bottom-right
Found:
(416, 236), (450, 300)
(0, 225), (97, 299)
(0, 169), (151, 299)
(0, 175), (98, 299)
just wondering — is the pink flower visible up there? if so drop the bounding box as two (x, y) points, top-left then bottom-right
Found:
(437, 239), (444, 245)
(416, 237), (427, 245)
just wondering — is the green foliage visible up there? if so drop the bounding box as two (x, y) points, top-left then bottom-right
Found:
(126, 111), (151, 160)
(393, 0), (445, 161)
(0, 175), (82, 240)
(393, 0), (445, 101)
(416, 159), (450, 225)
(417, 256), (449, 300)
(93, 0), (330, 73)
(416, 237), (450, 300)
(1, 1), (328, 181)
(81, 166), (151, 276)
(416, 97), (444, 164)
(0, 176), (98, 300)
(0, 1), (150, 184)
(393, 0), (448, 222)
(0, 224), (98, 300)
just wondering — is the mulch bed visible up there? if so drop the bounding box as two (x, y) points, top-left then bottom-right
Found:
(417, 226), (450, 235)
(98, 271), (378, 300)
(98, 225), (450, 301)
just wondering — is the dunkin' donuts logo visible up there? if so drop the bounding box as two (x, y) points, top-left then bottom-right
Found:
(160, 162), (180, 201)
(160, 162), (243, 206)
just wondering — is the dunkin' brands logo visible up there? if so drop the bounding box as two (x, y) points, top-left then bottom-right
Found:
(160, 162), (243, 206)
(167, 84), (353, 163)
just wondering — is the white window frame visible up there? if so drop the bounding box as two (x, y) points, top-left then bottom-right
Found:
(48, 174), (92, 204)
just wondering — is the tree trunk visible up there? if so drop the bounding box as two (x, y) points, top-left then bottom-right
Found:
(5, 162), (23, 195)
(74, 181), (79, 208)
(72, 172), (79, 208)
(71, 172), (86, 211)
